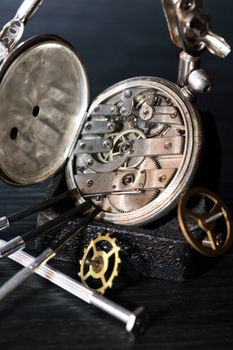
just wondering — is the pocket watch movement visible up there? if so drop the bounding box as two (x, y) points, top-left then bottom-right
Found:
(66, 0), (231, 226)
(0, 0), (230, 228)
(66, 77), (202, 225)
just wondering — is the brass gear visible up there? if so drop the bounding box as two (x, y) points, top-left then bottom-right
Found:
(96, 132), (119, 164)
(178, 187), (233, 257)
(109, 128), (146, 168)
(78, 233), (121, 294)
(108, 157), (160, 213)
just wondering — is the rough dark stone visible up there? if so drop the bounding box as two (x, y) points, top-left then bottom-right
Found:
(36, 111), (220, 282)
(36, 170), (209, 282)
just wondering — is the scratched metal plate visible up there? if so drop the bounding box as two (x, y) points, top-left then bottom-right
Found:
(0, 35), (89, 185)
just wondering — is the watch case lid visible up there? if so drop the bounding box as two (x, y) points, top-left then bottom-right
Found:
(0, 34), (89, 186)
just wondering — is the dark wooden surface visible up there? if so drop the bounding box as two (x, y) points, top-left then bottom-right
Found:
(0, 1), (233, 349)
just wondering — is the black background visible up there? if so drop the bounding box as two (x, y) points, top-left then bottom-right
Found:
(0, 1), (233, 349)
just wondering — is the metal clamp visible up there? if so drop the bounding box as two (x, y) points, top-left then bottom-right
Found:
(0, 0), (44, 60)
(161, 0), (231, 58)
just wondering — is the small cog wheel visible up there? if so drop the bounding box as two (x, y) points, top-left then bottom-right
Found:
(178, 187), (233, 257)
(109, 128), (146, 168)
(96, 132), (119, 164)
(78, 233), (121, 294)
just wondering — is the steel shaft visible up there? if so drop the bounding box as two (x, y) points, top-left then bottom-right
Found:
(0, 239), (146, 334)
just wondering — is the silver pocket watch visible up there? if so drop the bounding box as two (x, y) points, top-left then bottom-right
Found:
(0, 0), (230, 226)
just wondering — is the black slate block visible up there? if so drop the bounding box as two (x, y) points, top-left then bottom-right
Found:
(37, 170), (208, 282)
(36, 111), (220, 282)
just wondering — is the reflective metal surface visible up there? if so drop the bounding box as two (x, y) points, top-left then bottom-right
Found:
(66, 77), (202, 225)
(161, 0), (231, 58)
(0, 238), (146, 334)
(0, 0), (44, 61)
(0, 35), (89, 185)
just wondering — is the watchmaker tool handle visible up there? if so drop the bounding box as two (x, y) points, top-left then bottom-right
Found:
(0, 239), (147, 335)
(0, 201), (92, 259)
(51, 207), (101, 252)
(0, 207), (100, 300)
(0, 236), (25, 259)
(0, 189), (78, 229)
(0, 248), (54, 301)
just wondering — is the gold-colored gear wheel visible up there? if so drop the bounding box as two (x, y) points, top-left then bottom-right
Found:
(78, 233), (121, 294)
(178, 187), (233, 257)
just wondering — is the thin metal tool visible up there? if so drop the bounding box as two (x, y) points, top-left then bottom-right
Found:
(0, 201), (92, 259)
(0, 208), (100, 301)
(0, 0), (44, 60)
(0, 239), (146, 335)
(0, 189), (78, 232)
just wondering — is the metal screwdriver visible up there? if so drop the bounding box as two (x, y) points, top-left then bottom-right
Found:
(0, 200), (92, 259)
(0, 207), (100, 301)
(0, 189), (78, 232)
(0, 238), (146, 335)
